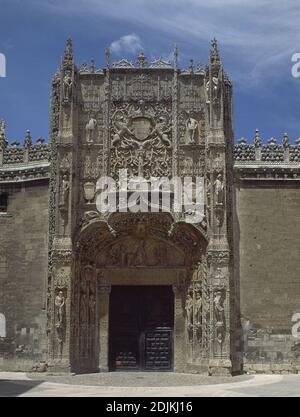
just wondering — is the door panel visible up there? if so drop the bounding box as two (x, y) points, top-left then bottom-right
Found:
(109, 286), (174, 371)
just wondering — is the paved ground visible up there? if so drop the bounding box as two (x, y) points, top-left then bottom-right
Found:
(1, 371), (300, 396)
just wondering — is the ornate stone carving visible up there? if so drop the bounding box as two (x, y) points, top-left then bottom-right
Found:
(110, 101), (172, 179)
(54, 290), (66, 355)
(83, 182), (96, 203)
(59, 173), (70, 213)
(213, 289), (226, 346)
(63, 70), (73, 104)
(214, 173), (224, 205)
(85, 115), (97, 143)
(96, 237), (184, 268)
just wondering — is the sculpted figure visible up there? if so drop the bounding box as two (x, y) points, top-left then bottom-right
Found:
(55, 291), (65, 327)
(151, 117), (171, 147)
(59, 174), (70, 209)
(112, 116), (134, 146)
(85, 116), (97, 143)
(63, 70), (73, 101)
(186, 117), (198, 144)
(206, 76), (220, 103)
(194, 291), (202, 325)
(214, 291), (225, 324)
(214, 173), (224, 205)
(185, 293), (193, 328)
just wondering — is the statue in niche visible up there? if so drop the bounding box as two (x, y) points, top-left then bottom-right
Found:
(185, 117), (198, 144)
(213, 173), (224, 205)
(185, 292), (193, 342)
(183, 157), (193, 175)
(85, 115), (97, 143)
(194, 290), (202, 341)
(194, 290), (202, 326)
(206, 74), (220, 104)
(54, 291), (65, 354)
(55, 291), (65, 328)
(59, 174), (70, 210)
(63, 70), (73, 101)
(214, 290), (226, 345)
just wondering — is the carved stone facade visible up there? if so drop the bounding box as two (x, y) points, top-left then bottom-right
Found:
(1, 39), (300, 374)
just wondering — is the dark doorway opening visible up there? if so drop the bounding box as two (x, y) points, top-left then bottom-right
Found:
(109, 286), (174, 371)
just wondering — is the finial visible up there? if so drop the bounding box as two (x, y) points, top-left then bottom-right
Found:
(197, 63), (203, 73)
(137, 51), (147, 68)
(0, 131), (6, 150)
(90, 59), (95, 73)
(36, 137), (45, 146)
(105, 47), (110, 68)
(63, 38), (73, 62)
(189, 59), (194, 74)
(24, 129), (32, 148)
(254, 128), (262, 147)
(210, 38), (220, 64)
(0, 119), (6, 136)
(282, 132), (289, 148)
(173, 44), (178, 69)
(80, 63), (88, 73)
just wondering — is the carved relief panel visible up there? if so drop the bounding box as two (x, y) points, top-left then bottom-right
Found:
(109, 98), (172, 179)
(79, 77), (105, 144)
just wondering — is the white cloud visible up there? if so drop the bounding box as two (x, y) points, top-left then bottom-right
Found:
(110, 34), (142, 55)
(31, 0), (300, 87)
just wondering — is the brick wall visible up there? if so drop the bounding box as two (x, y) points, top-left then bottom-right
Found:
(0, 180), (49, 370)
(235, 183), (300, 372)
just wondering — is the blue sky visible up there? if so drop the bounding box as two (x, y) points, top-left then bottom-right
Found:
(1, 0), (300, 144)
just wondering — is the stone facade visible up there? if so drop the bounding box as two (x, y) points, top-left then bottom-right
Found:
(0, 40), (300, 374)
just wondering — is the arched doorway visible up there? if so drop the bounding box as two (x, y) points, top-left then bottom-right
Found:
(70, 213), (207, 373)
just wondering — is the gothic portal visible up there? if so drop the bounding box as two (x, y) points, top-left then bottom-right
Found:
(45, 39), (234, 375)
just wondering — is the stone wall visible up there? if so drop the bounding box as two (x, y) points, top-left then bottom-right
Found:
(0, 179), (49, 370)
(235, 182), (300, 373)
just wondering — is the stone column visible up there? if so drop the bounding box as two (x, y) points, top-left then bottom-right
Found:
(97, 282), (111, 372)
(172, 284), (185, 372)
(48, 244), (73, 372)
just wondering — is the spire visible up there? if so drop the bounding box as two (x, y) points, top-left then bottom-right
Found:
(90, 59), (95, 73)
(137, 51), (147, 68)
(105, 47), (110, 68)
(173, 44), (178, 69)
(24, 129), (32, 148)
(0, 119), (7, 149)
(282, 132), (289, 148)
(189, 59), (195, 74)
(62, 37), (73, 67)
(210, 38), (220, 65)
(254, 129), (262, 147)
